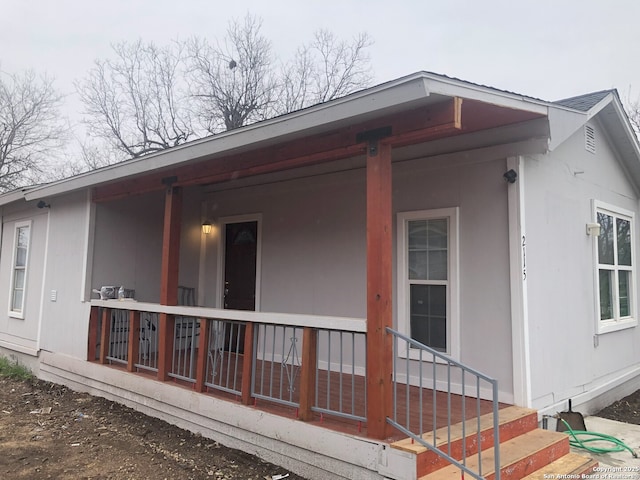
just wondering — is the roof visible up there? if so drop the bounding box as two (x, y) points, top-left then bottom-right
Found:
(1, 71), (638, 204)
(554, 90), (615, 112)
(11, 71), (550, 203)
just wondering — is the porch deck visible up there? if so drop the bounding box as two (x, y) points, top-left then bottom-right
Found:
(85, 301), (507, 478)
(99, 348), (503, 442)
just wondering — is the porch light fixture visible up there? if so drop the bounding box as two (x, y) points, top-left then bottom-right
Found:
(586, 222), (601, 237)
(202, 221), (213, 235)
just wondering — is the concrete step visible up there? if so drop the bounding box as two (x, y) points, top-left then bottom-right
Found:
(419, 428), (570, 480)
(520, 453), (598, 479)
(391, 405), (538, 475)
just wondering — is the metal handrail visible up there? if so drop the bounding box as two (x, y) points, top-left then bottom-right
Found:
(386, 327), (500, 480)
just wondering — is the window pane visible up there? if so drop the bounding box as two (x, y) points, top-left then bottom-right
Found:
(598, 213), (614, 265)
(427, 250), (447, 280)
(16, 247), (27, 267)
(429, 317), (447, 352)
(617, 218), (632, 266)
(408, 220), (427, 249)
(12, 289), (23, 312)
(427, 219), (448, 249)
(410, 284), (447, 351)
(409, 251), (428, 280)
(13, 269), (25, 290)
(17, 226), (29, 248)
(599, 269), (613, 320)
(619, 270), (631, 317)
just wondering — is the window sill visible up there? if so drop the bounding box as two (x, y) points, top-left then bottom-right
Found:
(399, 346), (458, 364)
(597, 318), (637, 335)
(8, 311), (25, 320)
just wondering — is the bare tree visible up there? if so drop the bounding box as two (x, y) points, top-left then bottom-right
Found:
(76, 40), (194, 158)
(279, 30), (373, 113)
(0, 69), (67, 192)
(628, 100), (640, 135)
(77, 14), (374, 161)
(187, 15), (278, 132)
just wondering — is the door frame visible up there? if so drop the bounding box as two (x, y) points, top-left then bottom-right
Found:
(217, 213), (262, 311)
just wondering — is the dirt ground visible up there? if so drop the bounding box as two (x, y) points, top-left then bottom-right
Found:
(596, 389), (640, 425)
(3, 373), (640, 480)
(0, 376), (308, 480)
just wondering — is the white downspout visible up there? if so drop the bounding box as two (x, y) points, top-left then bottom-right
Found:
(507, 156), (532, 407)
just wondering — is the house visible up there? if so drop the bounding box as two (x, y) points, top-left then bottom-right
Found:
(1, 71), (638, 478)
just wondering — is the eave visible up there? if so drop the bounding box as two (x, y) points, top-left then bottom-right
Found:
(21, 72), (551, 203)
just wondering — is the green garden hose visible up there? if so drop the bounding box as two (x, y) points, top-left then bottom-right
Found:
(558, 418), (638, 458)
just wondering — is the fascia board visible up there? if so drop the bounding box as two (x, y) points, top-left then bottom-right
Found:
(609, 97), (640, 160)
(0, 188), (32, 207)
(603, 99), (640, 192)
(421, 75), (549, 115)
(586, 92), (616, 120)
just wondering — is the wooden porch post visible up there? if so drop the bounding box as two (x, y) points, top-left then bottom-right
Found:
(87, 306), (100, 361)
(298, 327), (318, 421)
(127, 310), (141, 372)
(195, 318), (210, 392)
(240, 322), (255, 405)
(158, 185), (182, 381)
(99, 307), (111, 364)
(366, 139), (393, 440)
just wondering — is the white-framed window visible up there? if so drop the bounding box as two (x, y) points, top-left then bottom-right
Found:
(397, 207), (459, 359)
(8, 221), (32, 318)
(594, 201), (637, 333)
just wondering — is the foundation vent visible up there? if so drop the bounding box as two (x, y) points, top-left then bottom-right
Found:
(585, 125), (596, 154)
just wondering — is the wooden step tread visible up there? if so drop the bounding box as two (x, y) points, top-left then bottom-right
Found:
(520, 453), (597, 479)
(393, 405), (537, 454)
(420, 429), (568, 479)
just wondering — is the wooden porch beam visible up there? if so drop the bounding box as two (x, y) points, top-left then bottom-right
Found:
(92, 99), (463, 203)
(366, 139), (393, 440)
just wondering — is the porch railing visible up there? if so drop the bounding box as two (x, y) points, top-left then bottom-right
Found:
(87, 301), (367, 424)
(387, 327), (501, 480)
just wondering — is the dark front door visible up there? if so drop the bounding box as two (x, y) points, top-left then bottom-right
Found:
(223, 220), (258, 353)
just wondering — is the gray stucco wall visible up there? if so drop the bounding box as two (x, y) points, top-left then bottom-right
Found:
(525, 119), (640, 412)
(0, 203), (48, 355)
(201, 154), (514, 399)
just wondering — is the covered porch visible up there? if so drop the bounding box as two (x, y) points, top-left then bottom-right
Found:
(74, 74), (552, 478)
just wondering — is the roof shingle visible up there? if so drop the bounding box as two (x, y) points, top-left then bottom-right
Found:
(554, 90), (615, 111)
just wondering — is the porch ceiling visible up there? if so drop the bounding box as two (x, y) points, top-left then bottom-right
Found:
(92, 98), (545, 202)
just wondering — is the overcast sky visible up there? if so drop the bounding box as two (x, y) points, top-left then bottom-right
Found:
(2, 0), (640, 125)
